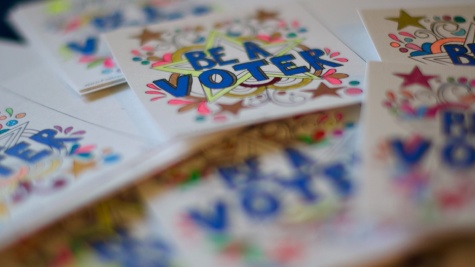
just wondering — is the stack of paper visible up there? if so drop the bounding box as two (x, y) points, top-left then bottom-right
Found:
(358, 4), (475, 234)
(0, 0), (474, 266)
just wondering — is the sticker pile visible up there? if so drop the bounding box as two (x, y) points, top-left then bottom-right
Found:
(0, 0), (474, 266)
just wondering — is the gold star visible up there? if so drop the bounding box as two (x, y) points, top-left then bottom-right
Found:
(303, 83), (343, 99)
(255, 10), (279, 23)
(386, 10), (426, 30)
(218, 100), (246, 115)
(214, 22), (223, 28)
(0, 201), (7, 218)
(70, 160), (96, 178)
(131, 28), (164, 46)
(194, 26), (204, 32)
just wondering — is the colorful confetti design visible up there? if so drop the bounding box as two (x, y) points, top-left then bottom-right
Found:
(385, 9), (475, 66)
(128, 9), (363, 121)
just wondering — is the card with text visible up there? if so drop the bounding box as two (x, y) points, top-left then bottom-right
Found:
(9, 0), (215, 94)
(360, 5), (475, 65)
(0, 42), (218, 248)
(105, 3), (366, 138)
(360, 62), (475, 227)
(0, 189), (186, 267)
(0, 87), (147, 244)
(140, 105), (407, 267)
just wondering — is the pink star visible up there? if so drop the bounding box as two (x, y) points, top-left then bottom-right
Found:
(395, 66), (438, 89)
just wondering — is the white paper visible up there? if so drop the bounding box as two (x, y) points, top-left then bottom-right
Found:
(140, 105), (409, 267)
(360, 62), (475, 229)
(0, 43), (223, 249)
(105, 2), (367, 138)
(360, 5), (475, 65)
(301, 0), (475, 62)
(8, 0), (216, 94)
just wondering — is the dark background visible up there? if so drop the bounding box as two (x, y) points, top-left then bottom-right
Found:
(0, 0), (38, 41)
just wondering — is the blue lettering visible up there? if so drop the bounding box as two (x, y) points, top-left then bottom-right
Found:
(66, 37), (98, 56)
(232, 60), (269, 81)
(278, 172), (318, 202)
(445, 44), (475, 66)
(277, 148), (319, 202)
(153, 74), (192, 97)
(241, 188), (280, 218)
(199, 69), (236, 89)
(390, 138), (432, 166)
(442, 141), (475, 169)
(185, 51), (216, 71)
(270, 54), (309, 76)
(299, 49), (343, 71)
(209, 46), (239, 66)
(443, 111), (475, 139)
(323, 163), (352, 197)
(218, 158), (262, 189)
(30, 129), (82, 150)
(243, 41), (271, 60)
(5, 142), (51, 164)
(285, 147), (314, 169)
(0, 155), (13, 176)
(188, 200), (228, 232)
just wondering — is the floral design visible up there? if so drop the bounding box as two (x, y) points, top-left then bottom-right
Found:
(383, 67), (475, 120)
(385, 9), (475, 65)
(131, 10), (362, 121)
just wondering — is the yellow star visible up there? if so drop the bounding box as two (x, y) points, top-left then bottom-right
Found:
(131, 28), (164, 46)
(154, 31), (307, 102)
(303, 83), (342, 99)
(386, 10), (426, 30)
(69, 160), (96, 178)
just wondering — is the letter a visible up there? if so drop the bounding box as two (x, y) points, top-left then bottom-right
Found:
(244, 41), (271, 60)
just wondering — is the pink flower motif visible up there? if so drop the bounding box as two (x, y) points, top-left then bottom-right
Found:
(323, 48), (348, 62)
(79, 55), (95, 63)
(197, 102), (211, 115)
(64, 18), (82, 33)
(168, 96), (210, 115)
(321, 69), (342, 85)
(73, 144), (96, 154)
(151, 53), (173, 67)
(277, 20), (287, 28)
(103, 58), (115, 69)
(167, 99), (195, 105)
(256, 34), (284, 43)
(141, 46), (154, 51)
(145, 83), (166, 101)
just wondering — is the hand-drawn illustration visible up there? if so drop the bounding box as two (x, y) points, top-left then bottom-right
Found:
(106, 4), (366, 136)
(138, 105), (385, 267)
(361, 6), (475, 66)
(362, 62), (475, 224)
(0, 189), (181, 267)
(383, 66), (475, 121)
(10, 0), (214, 93)
(0, 105), (121, 218)
(0, 90), (146, 225)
